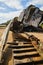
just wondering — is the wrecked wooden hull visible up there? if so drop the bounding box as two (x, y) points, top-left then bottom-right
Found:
(1, 33), (43, 65)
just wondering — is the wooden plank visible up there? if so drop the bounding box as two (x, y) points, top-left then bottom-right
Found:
(13, 51), (38, 56)
(32, 56), (43, 62)
(9, 43), (33, 46)
(14, 58), (32, 65)
(13, 49), (37, 54)
(12, 47), (36, 51)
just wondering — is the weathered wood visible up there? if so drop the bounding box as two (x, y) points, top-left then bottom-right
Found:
(14, 58), (32, 65)
(0, 32), (43, 65)
(11, 33), (43, 65)
(12, 47), (35, 51)
(0, 19), (13, 62)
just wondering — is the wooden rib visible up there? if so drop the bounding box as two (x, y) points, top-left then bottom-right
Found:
(12, 47), (36, 51)
(14, 58), (32, 65)
(13, 51), (38, 56)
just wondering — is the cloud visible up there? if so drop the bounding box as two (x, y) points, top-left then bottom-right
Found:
(0, 10), (22, 23)
(0, 0), (23, 23)
(0, 0), (23, 10)
(26, 0), (43, 7)
(0, 7), (5, 9)
(40, 6), (43, 10)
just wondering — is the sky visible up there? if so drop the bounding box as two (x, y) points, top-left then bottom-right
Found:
(0, 0), (43, 24)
